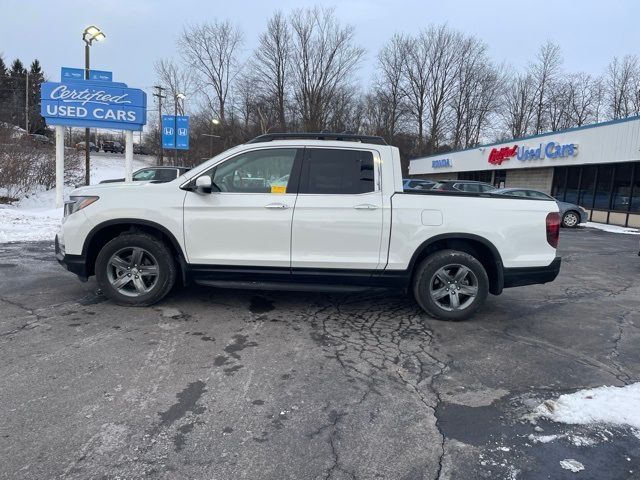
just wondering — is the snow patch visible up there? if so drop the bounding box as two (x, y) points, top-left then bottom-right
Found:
(0, 153), (154, 243)
(583, 222), (640, 235)
(527, 434), (559, 444)
(532, 383), (640, 429)
(560, 459), (585, 473)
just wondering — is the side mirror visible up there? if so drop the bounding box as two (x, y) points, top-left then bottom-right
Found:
(195, 175), (212, 193)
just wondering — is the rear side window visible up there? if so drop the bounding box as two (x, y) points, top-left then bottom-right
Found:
(301, 149), (375, 194)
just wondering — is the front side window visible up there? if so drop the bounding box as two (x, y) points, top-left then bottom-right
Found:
(300, 148), (375, 194)
(211, 148), (298, 193)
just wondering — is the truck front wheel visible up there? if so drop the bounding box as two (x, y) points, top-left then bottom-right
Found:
(412, 249), (489, 321)
(95, 233), (176, 306)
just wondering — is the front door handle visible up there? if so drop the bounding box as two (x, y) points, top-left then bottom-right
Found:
(353, 204), (378, 210)
(264, 203), (289, 209)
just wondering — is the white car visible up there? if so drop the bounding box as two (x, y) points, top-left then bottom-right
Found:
(56, 133), (561, 321)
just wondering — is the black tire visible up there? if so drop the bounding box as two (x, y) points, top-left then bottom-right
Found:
(561, 211), (580, 228)
(412, 249), (489, 321)
(95, 232), (176, 306)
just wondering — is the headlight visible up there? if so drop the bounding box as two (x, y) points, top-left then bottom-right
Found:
(64, 196), (99, 217)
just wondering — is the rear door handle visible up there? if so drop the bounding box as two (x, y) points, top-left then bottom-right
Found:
(354, 204), (378, 210)
(264, 203), (289, 209)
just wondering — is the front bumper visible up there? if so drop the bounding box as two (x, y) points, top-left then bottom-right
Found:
(55, 234), (88, 280)
(579, 209), (589, 224)
(503, 257), (561, 288)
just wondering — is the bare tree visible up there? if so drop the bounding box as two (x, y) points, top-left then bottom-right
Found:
(179, 21), (243, 123)
(502, 72), (536, 138)
(154, 59), (196, 114)
(449, 35), (503, 148)
(530, 41), (563, 134)
(425, 25), (462, 151)
(375, 34), (407, 141)
(253, 11), (291, 130)
(402, 35), (430, 152)
(605, 55), (638, 119)
(565, 72), (599, 126)
(290, 6), (365, 131)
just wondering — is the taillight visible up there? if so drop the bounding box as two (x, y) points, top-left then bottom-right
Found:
(546, 212), (560, 248)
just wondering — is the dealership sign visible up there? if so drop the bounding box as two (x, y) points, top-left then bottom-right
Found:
(41, 71), (147, 131)
(488, 142), (577, 165)
(432, 158), (452, 168)
(488, 145), (517, 165)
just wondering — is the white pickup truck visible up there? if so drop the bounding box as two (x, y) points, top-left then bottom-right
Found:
(56, 133), (561, 321)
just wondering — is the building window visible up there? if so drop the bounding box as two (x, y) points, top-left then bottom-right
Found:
(459, 170), (493, 183)
(630, 163), (640, 213)
(578, 165), (597, 208)
(494, 170), (506, 188)
(611, 163), (633, 212)
(594, 165), (614, 210)
(565, 166), (581, 204)
(552, 167), (567, 200)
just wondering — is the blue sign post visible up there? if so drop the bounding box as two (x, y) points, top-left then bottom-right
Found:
(162, 115), (190, 150)
(161, 115), (176, 149)
(89, 69), (113, 82)
(176, 116), (190, 150)
(61, 67), (85, 80)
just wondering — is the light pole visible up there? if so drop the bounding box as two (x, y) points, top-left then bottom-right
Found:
(207, 118), (220, 157)
(174, 92), (186, 165)
(82, 25), (105, 185)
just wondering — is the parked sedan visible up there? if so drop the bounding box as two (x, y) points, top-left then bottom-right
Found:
(99, 166), (191, 184)
(75, 141), (99, 152)
(403, 178), (436, 191)
(432, 180), (497, 193)
(494, 188), (588, 228)
(103, 141), (125, 154)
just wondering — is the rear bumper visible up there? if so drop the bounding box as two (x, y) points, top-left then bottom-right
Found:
(503, 257), (561, 289)
(55, 234), (88, 280)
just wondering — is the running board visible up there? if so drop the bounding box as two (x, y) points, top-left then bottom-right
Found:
(194, 279), (385, 293)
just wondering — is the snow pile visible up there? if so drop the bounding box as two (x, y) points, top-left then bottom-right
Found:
(0, 153), (154, 243)
(583, 222), (640, 235)
(532, 383), (640, 429)
(560, 459), (585, 473)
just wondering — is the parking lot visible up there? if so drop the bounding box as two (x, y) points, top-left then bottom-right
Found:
(0, 228), (639, 480)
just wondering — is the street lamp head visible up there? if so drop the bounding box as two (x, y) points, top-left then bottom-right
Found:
(211, 119), (220, 125)
(176, 93), (186, 100)
(82, 25), (105, 45)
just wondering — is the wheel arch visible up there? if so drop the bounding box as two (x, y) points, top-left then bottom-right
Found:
(408, 233), (504, 295)
(82, 219), (187, 281)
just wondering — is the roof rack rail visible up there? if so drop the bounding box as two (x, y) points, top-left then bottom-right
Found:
(246, 132), (388, 145)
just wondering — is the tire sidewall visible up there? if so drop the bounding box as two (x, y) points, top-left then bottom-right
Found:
(95, 234), (175, 306)
(413, 250), (489, 321)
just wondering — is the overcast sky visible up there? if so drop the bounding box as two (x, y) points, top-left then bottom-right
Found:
(1, 0), (637, 105)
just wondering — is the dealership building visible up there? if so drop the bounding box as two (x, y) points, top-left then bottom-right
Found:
(409, 116), (640, 227)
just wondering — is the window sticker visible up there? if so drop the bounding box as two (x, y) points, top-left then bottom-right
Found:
(271, 185), (287, 194)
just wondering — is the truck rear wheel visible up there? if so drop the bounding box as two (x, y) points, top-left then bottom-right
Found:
(95, 233), (176, 306)
(412, 249), (489, 321)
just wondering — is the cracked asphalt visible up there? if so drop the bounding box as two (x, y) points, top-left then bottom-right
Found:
(1, 228), (639, 480)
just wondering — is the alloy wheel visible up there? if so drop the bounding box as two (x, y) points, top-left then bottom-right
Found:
(429, 264), (479, 311)
(106, 247), (159, 297)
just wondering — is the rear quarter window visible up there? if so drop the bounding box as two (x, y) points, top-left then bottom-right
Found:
(301, 149), (375, 194)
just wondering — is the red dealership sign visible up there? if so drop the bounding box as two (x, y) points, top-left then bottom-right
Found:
(488, 145), (518, 165)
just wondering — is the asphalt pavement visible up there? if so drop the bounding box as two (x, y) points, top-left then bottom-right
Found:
(0, 228), (639, 480)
